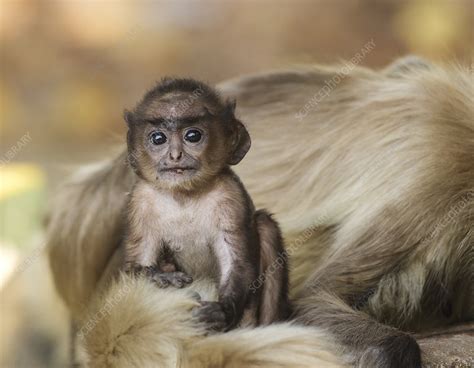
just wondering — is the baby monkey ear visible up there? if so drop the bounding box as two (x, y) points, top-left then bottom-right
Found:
(226, 100), (251, 165)
(123, 109), (134, 126)
(228, 120), (251, 165)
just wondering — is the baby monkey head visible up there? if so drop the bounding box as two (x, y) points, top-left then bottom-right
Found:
(124, 78), (251, 191)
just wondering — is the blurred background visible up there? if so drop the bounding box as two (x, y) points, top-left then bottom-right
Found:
(0, 0), (472, 366)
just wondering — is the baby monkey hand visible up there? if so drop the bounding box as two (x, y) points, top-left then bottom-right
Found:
(192, 301), (227, 332)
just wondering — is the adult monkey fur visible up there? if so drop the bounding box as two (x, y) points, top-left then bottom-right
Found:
(123, 78), (290, 330)
(47, 56), (474, 368)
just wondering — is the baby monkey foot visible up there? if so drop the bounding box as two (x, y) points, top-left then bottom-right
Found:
(152, 271), (193, 288)
(192, 301), (227, 332)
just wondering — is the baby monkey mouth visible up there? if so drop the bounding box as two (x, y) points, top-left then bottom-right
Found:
(161, 167), (196, 174)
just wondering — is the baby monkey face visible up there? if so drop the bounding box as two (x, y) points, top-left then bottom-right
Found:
(143, 117), (211, 184)
(125, 79), (251, 191)
(128, 96), (229, 190)
(149, 125), (205, 174)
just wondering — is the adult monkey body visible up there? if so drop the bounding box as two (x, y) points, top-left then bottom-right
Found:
(123, 78), (290, 329)
(47, 57), (474, 368)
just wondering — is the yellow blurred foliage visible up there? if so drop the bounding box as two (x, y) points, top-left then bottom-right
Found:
(394, 0), (468, 56)
(0, 164), (45, 201)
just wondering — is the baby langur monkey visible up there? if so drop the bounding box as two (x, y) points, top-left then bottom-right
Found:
(123, 78), (290, 331)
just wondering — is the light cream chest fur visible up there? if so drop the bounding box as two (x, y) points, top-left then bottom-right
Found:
(140, 185), (222, 282)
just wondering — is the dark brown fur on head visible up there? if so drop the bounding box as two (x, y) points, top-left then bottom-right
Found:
(124, 78), (251, 191)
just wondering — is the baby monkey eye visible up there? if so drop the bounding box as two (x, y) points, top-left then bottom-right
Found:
(150, 131), (167, 145)
(184, 129), (202, 143)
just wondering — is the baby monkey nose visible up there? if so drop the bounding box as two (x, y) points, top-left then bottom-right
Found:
(169, 150), (183, 161)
